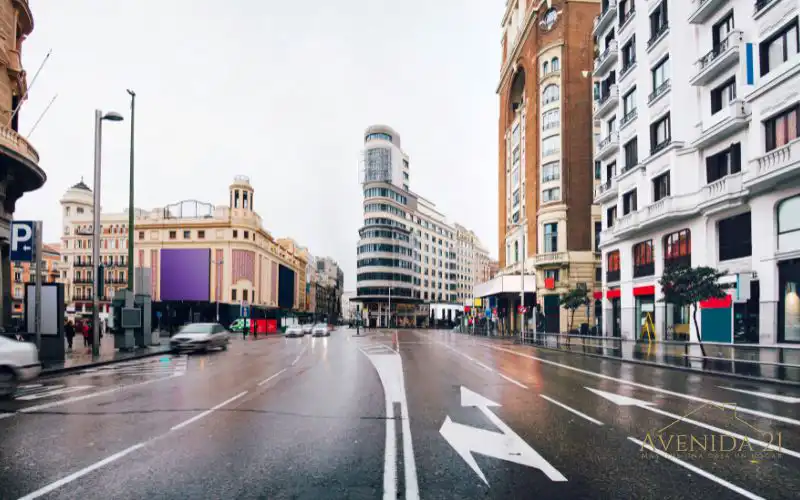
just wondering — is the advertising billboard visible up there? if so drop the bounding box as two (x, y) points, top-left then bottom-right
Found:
(278, 264), (296, 309)
(160, 249), (211, 301)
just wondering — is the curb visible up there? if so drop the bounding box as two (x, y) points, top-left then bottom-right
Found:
(40, 348), (172, 377)
(529, 344), (800, 388)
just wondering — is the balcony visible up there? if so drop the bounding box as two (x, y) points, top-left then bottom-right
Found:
(688, 0), (731, 24)
(646, 24), (669, 52)
(745, 138), (800, 194)
(594, 40), (619, 75)
(640, 193), (699, 227)
(595, 132), (619, 162)
(620, 108), (638, 130)
(691, 99), (751, 150)
(620, 60), (637, 81)
(619, 7), (636, 31)
(648, 80), (671, 105)
(595, 85), (619, 118)
(594, 179), (618, 203)
(698, 172), (745, 210)
(650, 139), (672, 156)
(594, 0), (618, 35)
(73, 262), (94, 267)
(0, 124), (43, 192)
(533, 252), (569, 267)
(690, 30), (742, 87)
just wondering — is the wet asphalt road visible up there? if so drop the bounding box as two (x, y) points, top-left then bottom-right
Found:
(1, 328), (799, 499)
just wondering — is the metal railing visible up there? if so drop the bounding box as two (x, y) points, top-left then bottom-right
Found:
(647, 23), (669, 48)
(695, 30), (738, 72)
(648, 79), (671, 103)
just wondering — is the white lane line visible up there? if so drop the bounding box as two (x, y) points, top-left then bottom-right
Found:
(257, 368), (287, 387)
(0, 374), (181, 420)
(16, 386), (93, 401)
(540, 394), (603, 426)
(628, 437), (765, 500)
(497, 372), (529, 389)
(481, 343), (800, 427)
(291, 346), (308, 366)
(17, 442), (147, 500)
(170, 391), (248, 431)
(474, 360), (494, 372)
(400, 401), (419, 500)
(383, 397), (397, 500)
(719, 386), (800, 404)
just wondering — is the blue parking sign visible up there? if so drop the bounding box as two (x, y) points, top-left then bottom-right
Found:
(10, 221), (35, 262)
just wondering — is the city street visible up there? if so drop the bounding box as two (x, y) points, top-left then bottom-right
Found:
(1, 329), (799, 499)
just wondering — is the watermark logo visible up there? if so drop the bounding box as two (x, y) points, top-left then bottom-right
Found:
(640, 403), (782, 462)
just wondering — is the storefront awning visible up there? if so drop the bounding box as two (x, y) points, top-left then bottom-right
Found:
(474, 275), (536, 298)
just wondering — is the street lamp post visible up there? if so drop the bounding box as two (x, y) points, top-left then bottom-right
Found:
(92, 109), (124, 356)
(211, 258), (223, 322)
(126, 90), (135, 291)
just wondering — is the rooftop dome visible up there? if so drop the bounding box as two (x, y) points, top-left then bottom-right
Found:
(70, 178), (91, 192)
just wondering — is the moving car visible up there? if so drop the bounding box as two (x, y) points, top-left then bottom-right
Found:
(301, 324), (313, 335)
(0, 336), (41, 398)
(286, 325), (304, 338)
(170, 323), (230, 353)
(228, 318), (251, 333)
(312, 323), (330, 337)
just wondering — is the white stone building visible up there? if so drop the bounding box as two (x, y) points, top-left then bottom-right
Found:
(593, 0), (800, 344)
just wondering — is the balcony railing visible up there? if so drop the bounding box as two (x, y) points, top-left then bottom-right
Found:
(594, 40), (619, 72)
(73, 262), (93, 267)
(619, 8), (635, 27)
(594, 0), (618, 34)
(597, 134), (615, 150)
(595, 180), (614, 197)
(633, 262), (655, 278)
(620, 108), (638, 128)
(0, 125), (40, 165)
(533, 252), (569, 266)
(755, 0), (773, 13)
(620, 59), (636, 78)
(648, 80), (671, 104)
(606, 269), (621, 283)
(647, 24), (669, 49)
(695, 31), (737, 73)
(619, 162), (640, 176)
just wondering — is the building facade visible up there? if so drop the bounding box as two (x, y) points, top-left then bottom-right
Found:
(494, 0), (601, 333)
(594, 0), (800, 344)
(355, 124), (464, 327)
(454, 224), (494, 306)
(10, 243), (60, 322)
(60, 176), (308, 322)
(307, 255), (343, 322)
(0, 0), (43, 327)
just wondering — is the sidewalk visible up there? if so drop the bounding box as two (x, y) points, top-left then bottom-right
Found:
(458, 331), (800, 387)
(41, 337), (172, 375)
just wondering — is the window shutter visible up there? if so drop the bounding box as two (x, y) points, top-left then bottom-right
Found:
(730, 143), (741, 174)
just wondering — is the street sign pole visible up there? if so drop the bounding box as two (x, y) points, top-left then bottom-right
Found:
(34, 221), (42, 349)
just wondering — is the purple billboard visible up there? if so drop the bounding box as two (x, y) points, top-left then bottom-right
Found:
(160, 248), (211, 301)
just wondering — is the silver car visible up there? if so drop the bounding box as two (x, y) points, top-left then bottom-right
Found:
(170, 323), (230, 353)
(285, 325), (304, 338)
(312, 323), (330, 337)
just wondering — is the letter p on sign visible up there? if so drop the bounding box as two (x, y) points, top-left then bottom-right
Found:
(10, 220), (35, 262)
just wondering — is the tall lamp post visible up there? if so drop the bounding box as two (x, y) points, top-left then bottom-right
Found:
(92, 109), (124, 356)
(126, 90), (136, 291)
(212, 258), (223, 322)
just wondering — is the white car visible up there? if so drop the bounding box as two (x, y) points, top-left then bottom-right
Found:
(301, 324), (313, 335)
(170, 323), (230, 353)
(286, 326), (304, 338)
(0, 336), (41, 398)
(312, 323), (330, 337)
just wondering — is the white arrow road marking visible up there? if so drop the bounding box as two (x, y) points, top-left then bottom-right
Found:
(540, 394), (603, 426)
(16, 386), (93, 401)
(629, 437), (765, 500)
(440, 386), (567, 485)
(586, 388), (800, 459)
(719, 386), (800, 404)
(480, 343), (800, 427)
(360, 347), (419, 500)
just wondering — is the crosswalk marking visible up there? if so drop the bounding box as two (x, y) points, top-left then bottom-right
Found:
(75, 355), (188, 378)
(16, 385), (94, 401)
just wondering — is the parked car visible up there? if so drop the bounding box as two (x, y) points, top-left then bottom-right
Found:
(312, 323), (330, 337)
(301, 324), (313, 335)
(286, 325), (304, 338)
(170, 323), (230, 353)
(0, 336), (41, 398)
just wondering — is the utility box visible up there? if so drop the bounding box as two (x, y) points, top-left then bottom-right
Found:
(112, 289), (135, 350)
(134, 294), (155, 346)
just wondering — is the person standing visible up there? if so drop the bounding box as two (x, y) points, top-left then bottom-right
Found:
(65, 320), (75, 351)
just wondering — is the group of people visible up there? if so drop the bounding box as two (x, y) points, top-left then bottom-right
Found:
(63, 319), (102, 351)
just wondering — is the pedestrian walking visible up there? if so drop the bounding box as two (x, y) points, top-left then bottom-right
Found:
(65, 320), (75, 351)
(81, 320), (90, 348)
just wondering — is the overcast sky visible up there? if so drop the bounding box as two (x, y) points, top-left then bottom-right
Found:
(16, 0), (502, 290)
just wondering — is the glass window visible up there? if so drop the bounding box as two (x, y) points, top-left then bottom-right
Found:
(607, 206), (617, 228)
(624, 138), (638, 168)
(759, 18), (799, 77)
(622, 36), (636, 70)
(718, 212), (752, 261)
(542, 187), (561, 203)
(512, 189), (520, 207)
(652, 57), (670, 91)
(633, 240), (654, 277)
(543, 84), (560, 104)
(551, 57), (560, 71)
(544, 223), (558, 252)
(652, 171), (670, 201)
(623, 88), (636, 116)
(649, 2), (668, 41)
(622, 189), (637, 215)
(511, 167), (520, 187)
(765, 105), (799, 152)
(542, 61), (549, 74)
(779, 196), (800, 250)
(711, 77), (736, 114)
(542, 161), (560, 182)
(542, 109), (560, 130)
(542, 136), (560, 156)
(650, 113), (671, 152)
(664, 229), (691, 269)
(594, 221), (602, 251)
(183, 230), (190, 239)
(706, 143), (741, 183)
(169, 230), (176, 240)
(607, 250), (621, 282)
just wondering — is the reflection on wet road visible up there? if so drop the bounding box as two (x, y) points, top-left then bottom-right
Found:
(1, 329), (798, 499)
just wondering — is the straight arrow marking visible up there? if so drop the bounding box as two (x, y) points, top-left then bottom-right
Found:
(719, 386), (800, 404)
(440, 386), (567, 485)
(587, 387), (800, 460)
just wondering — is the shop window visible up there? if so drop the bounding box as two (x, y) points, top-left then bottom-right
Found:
(607, 250), (621, 282)
(780, 259), (800, 342)
(664, 229), (691, 269)
(778, 195), (800, 250)
(633, 240), (654, 277)
(718, 212), (752, 261)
